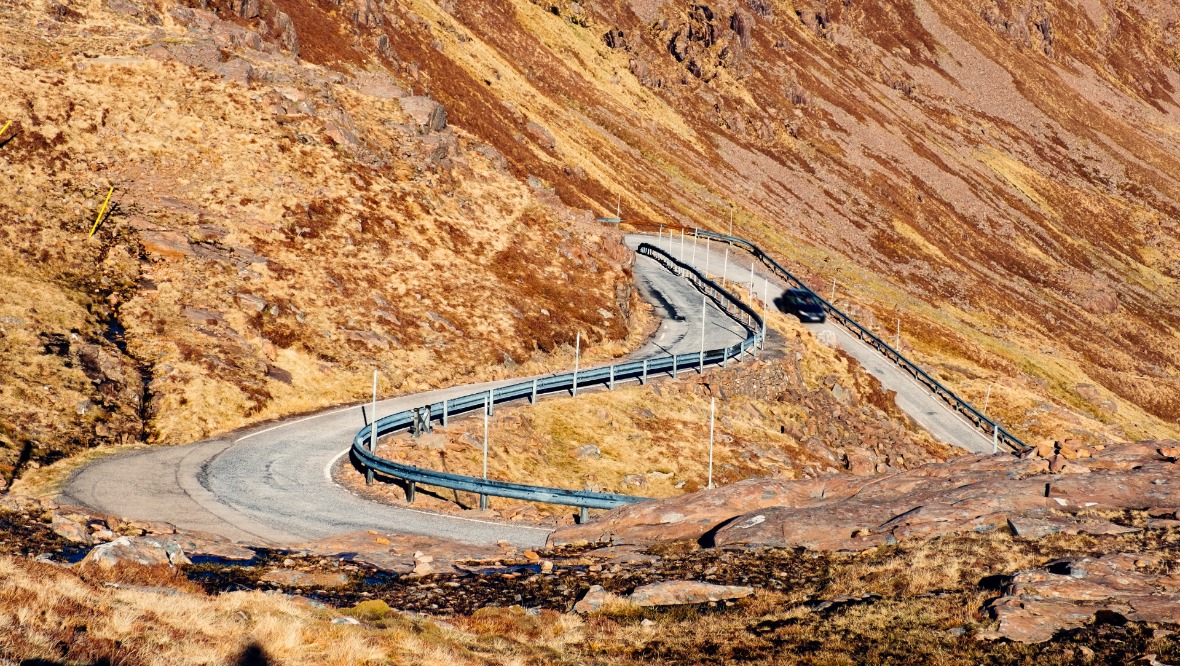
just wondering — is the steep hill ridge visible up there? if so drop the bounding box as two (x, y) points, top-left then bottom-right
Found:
(242, 0), (1180, 444)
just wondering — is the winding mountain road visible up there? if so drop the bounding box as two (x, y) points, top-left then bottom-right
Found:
(62, 234), (990, 548)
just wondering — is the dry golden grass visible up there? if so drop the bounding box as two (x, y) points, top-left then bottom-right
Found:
(0, 556), (586, 666)
(0, 0), (650, 483)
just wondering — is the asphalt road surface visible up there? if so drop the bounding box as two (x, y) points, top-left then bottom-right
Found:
(63, 232), (990, 549)
(646, 231), (993, 453)
(62, 239), (749, 548)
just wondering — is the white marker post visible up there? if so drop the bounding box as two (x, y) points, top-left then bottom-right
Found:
(700, 293), (707, 373)
(749, 261), (755, 298)
(370, 371), (378, 452)
(367, 370), (378, 485)
(572, 331), (581, 397)
(483, 392), (490, 479)
(707, 397), (715, 489)
(680, 229), (685, 261)
(992, 422), (999, 454)
(705, 237), (711, 276)
(761, 278), (769, 352)
(691, 231), (698, 267)
(830, 278), (837, 304)
(983, 383), (993, 413)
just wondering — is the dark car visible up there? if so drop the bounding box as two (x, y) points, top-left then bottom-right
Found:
(776, 289), (826, 323)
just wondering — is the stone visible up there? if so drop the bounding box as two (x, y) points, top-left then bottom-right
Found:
(139, 230), (194, 258)
(81, 536), (190, 567)
(296, 532), (501, 575)
(51, 514), (94, 545)
(573, 584), (627, 613)
(525, 121), (556, 150)
(273, 11), (300, 56)
(981, 553), (1180, 643)
(259, 568), (350, 588)
(629, 580), (754, 606)
(575, 444), (602, 460)
(622, 473), (648, 489)
(398, 96), (447, 133)
(552, 442), (1180, 550)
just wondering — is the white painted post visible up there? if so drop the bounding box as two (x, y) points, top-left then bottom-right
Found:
(531, 377), (538, 404)
(642, 358), (648, 384)
(707, 397), (715, 489)
(749, 261), (755, 298)
(370, 371), (378, 452)
(705, 237), (711, 277)
(692, 231), (698, 267)
(572, 331), (581, 396)
(680, 229), (685, 261)
(442, 399), (449, 426)
(992, 422), (999, 454)
(830, 278), (837, 304)
(722, 246), (729, 283)
(609, 364), (615, 390)
(700, 293), (706, 373)
(761, 279), (769, 352)
(483, 393), (490, 480)
(983, 383), (993, 413)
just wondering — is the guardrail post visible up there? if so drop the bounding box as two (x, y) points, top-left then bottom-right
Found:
(579, 506), (589, 524)
(609, 364), (615, 390)
(479, 494), (489, 511)
(407, 481), (416, 503)
(488, 389), (495, 416)
(442, 399), (448, 426)
(672, 353), (678, 378)
(530, 377), (538, 404)
(641, 359), (648, 385)
(723, 347), (728, 368)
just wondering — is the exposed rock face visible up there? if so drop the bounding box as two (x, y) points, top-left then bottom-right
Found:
(629, 580), (753, 606)
(550, 442), (1179, 549)
(398, 96), (448, 133)
(982, 553), (1180, 643)
(573, 584), (624, 613)
(82, 536), (191, 567)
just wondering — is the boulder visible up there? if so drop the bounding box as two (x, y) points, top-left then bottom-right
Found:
(573, 585), (628, 613)
(398, 96), (447, 133)
(982, 553), (1180, 643)
(81, 536), (190, 567)
(629, 580), (753, 606)
(51, 513), (94, 545)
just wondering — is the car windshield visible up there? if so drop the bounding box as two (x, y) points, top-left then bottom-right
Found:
(792, 292), (819, 308)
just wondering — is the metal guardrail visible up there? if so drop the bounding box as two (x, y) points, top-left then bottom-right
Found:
(351, 242), (764, 519)
(696, 230), (1028, 453)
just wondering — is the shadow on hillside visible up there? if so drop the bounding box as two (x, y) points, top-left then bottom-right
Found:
(17, 643), (270, 666)
(235, 643), (272, 665)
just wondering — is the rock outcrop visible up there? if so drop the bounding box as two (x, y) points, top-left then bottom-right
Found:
(629, 580), (753, 606)
(550, 442), (1179, 550)
(982, 553), (1180, 643)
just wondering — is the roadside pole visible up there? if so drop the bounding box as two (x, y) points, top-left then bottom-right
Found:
(705, 237), (711, 276)
(572, 331), (580, 397)
(691, 231), (698, 267)
(699, 293), (706, 373)
(483, 393), (489, 479)
(370, 371), (378, 452)
(707, 397), (715, 489)
(367, 370), (377, 485)
(680, 229), (685, 261)
(761, 278), (769, 352)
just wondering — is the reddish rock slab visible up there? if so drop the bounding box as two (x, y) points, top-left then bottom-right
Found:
(629, 580), (754, 606)
(550, 442), (1179, 551)
(982, 553), (1180, 643)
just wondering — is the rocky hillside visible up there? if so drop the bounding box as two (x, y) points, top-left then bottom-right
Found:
(0, 0), (649, 485)
(205, 0), (1180, 447)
